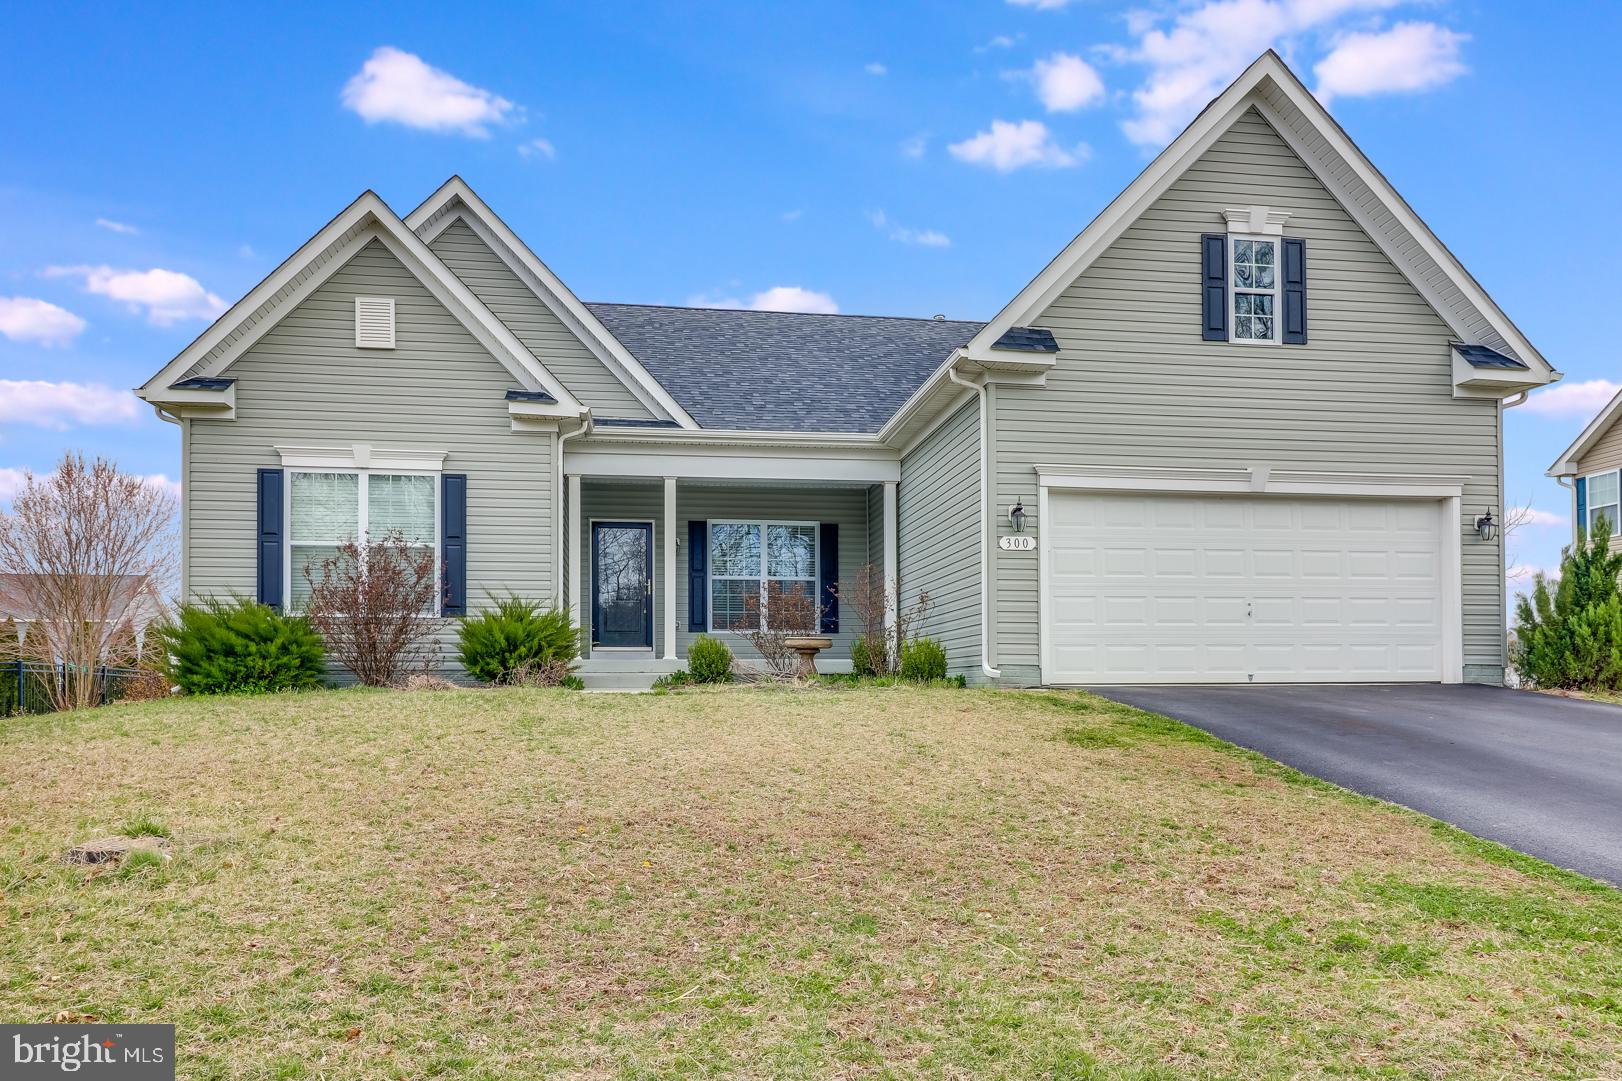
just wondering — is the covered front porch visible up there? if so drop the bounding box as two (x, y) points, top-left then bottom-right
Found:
(563, 436), (899, 685)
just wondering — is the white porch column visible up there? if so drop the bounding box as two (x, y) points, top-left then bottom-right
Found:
(567, 473), (583, 638)
(883, 480), (899, 644)
(663, 476), (678, 661)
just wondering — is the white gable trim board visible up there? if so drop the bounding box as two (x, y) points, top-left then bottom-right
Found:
(405, 178), (699, 429)
(1035, 466), (1465, 686)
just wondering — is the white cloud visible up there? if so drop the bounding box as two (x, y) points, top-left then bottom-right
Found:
(95, 217), (140, 235)
(45, 265), (227, 326)
(1029, 53), (1105, 112)
(139, 473), (182, 501)
(1007, 0), (1079, 9)
(341, 46), (517, 137)
(1115, 0), (1446, 148)
(0, 380), (142, 429)
(867, 209), (950, 248)
(518, 137), (556, 160)
(690, 287), (839, 314)
(0, 297), (86, 346)
(865, 62), (888, 76)
(976, 34), (1021, 53)
(1514, 508), (1567, 529)
(1520, 379), (1621, 419)
(949, 119), (1087, 171)
(1315, 22), (1468, 102)
(0, 466), (179, 505)
(899, 133), (927, 159)
(781, 209), (803, 222)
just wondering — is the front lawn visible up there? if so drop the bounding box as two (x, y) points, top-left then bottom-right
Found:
(2, 687), (1618, 1078)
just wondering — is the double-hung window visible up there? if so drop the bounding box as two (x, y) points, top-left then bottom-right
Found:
(1587, 470), (1620, 538)
(287, 469), (437, 610)
(1230, 236), (1278, 343)
(709, 520), (818, 631)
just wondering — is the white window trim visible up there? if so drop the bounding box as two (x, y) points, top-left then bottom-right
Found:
(1583, 468), (1621, 538)
(1228, 233), (1280, 345)
(284, 466), (441, 614)
(707, 519), (820, 634)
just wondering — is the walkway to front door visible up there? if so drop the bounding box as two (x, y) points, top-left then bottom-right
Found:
(592, 521), (653, 649)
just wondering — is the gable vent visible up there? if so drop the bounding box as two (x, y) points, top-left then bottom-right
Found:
(354, 296), (396, 349)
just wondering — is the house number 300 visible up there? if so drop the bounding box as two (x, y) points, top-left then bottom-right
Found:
(998, 535), (1037, 552)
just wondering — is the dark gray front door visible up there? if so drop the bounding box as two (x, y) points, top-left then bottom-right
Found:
(593, 522), (653, 648)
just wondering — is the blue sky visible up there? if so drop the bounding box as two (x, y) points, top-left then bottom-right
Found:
(3, 0), (1619, 599)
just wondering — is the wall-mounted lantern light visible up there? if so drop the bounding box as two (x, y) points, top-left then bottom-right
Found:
(1009, 499), (1027, 533)
(1474, 508), (1498, 542)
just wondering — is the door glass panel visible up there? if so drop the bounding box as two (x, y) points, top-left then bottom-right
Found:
(595, 525), (650, 647)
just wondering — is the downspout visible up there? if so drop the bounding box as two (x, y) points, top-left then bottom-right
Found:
(556, 413), (591, 608)
(948, 363), (999, 680)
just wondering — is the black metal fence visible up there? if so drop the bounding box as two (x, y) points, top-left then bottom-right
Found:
(1, 661), (144, 715)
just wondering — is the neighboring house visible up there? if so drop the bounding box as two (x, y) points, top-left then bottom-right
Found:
(0, 572), (164, 658)
(135, 52), (1557, 688)
(1547, 387), (1622, 548)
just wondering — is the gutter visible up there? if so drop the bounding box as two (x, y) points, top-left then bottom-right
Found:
(555, 413), (592, 606)
(947, 363), (1000, 681)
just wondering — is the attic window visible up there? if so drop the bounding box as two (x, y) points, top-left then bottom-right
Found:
(354, 296), (396, 349)
(1230, 237), (1277, 343)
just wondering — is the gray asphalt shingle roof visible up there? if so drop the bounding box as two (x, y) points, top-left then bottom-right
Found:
(585, 303), (984, 433)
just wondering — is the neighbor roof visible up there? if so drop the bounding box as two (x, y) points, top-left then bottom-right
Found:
(584, 303), (984, 433)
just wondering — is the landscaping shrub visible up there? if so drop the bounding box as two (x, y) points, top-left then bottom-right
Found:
(153, 597), (325, 695)
(1513, 517), (1622, 691)
(850, 636), (876, 678)
(457, 597), (580, 685)
(899, 637), (948, 682)
(687, 635), (734, 683)
(303, 533), (440, 688)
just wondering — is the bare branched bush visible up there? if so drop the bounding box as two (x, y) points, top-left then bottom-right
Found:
(836, 563), (930, 676)
(735, 583), (822, 680)
(302, 531), (440, 687)
(0, 453), (175, 710)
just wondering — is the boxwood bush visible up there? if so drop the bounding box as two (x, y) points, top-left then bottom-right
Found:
(686, 635), (734, 683)
(899, 637), (948, 682)
(457, 597), (580, 685)
(153, 597), (326, 695)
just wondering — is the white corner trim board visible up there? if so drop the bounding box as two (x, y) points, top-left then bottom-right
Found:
(275, 444), (448, 472)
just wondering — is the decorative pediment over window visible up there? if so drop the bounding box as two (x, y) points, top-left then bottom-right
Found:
(1222, 205), (1293, 236)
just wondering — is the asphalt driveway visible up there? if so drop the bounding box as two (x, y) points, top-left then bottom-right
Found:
(1089, 684), (1622, 886)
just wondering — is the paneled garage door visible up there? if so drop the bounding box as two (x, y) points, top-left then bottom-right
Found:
(1042, 491), (1445, 684)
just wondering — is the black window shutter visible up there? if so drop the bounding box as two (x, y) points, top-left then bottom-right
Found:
(819, 523), (839, 633)
(441, 474), (467, 617)
(1200, 234), (1228, 341)
(1282, 236), (1307, 344)
(688, 520), (707, 631)
(256, 468), (284, 610)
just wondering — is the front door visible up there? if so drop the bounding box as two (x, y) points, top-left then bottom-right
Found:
(592, 522), (653, 648)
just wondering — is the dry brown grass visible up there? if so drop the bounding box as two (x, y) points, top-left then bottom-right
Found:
(1, 685), (1618, 1079)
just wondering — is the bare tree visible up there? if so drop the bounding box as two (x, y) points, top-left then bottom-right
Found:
(735, 584), (822, 680)
(0, 453), (175, 710)
(302, 531), (440, 687)
(836, 563), (930, 676)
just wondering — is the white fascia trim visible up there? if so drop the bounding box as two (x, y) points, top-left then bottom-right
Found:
(136, 192), (584, 413)
(566, 447), (898, 484)
(898, 386), (976, 458)
(405, 178), (698, 429)
(583, 426), (893, 451)
(877, 351), (969, 447)
(1034, 463), (1468, 500)
(275, 444), (447, 472)
(953, 51), (1552, 380)
(1547, 386), (1622, 477)
(136, 383), (236, 419)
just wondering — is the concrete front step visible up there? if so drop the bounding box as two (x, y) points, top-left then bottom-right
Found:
(577, 655), (681, 692)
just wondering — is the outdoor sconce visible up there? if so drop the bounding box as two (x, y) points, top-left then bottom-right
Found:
(1009, 499), (1027, 533)
(1474, 508), (1498, 542)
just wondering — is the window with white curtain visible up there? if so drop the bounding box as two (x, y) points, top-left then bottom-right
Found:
(709, 520), (817, 631)
(288, 470), (437, 610)
(1587, 470), (1620, 538)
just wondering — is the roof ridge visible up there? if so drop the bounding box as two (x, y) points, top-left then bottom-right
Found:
(584, 300), (985, 326)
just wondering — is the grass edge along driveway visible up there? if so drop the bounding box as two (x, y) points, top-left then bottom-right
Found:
(2, 685), (1618, 1079)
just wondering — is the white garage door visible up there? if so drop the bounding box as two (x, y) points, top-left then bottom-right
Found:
(1043, 491), (1445, 684)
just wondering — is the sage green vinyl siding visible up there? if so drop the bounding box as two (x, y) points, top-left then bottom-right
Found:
(186, 238), (555, 668)
(429, 219), (655, 419)
(992, 108), (1505, 682)
(898, 399), (981, 677)
(576, 482), (871, 663)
